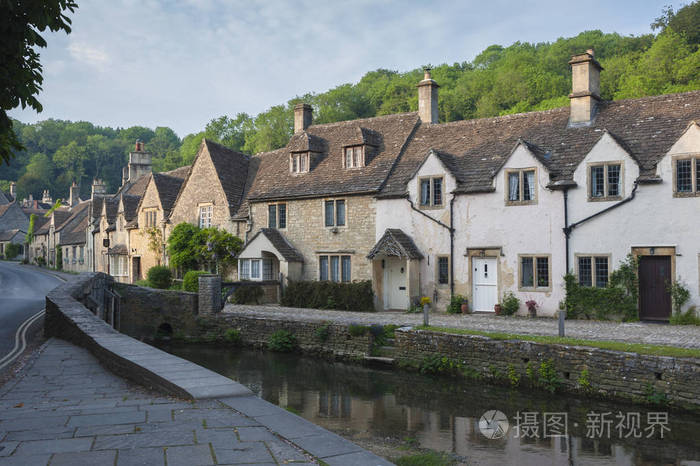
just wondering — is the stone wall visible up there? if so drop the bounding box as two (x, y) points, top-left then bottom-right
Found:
(394, 328), (700, 410)
(114, 283), (198, 339)
(249, 194), (376, 282)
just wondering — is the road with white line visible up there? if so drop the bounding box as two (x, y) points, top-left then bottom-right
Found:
(0, 261), (62, 369)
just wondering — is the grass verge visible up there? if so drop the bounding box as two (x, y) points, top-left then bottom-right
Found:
(417, 325), (700, 359)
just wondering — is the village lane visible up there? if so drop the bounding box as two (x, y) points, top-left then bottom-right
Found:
(0, 262), (61, 363)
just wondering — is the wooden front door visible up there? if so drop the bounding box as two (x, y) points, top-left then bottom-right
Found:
(638, 256), (671, 321)
(132, 257), (141, 283)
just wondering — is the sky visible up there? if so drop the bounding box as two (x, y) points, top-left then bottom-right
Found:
(8, 0), (682, 138)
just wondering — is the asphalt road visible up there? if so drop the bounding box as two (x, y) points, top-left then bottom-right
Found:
(0, 261), (62, 359)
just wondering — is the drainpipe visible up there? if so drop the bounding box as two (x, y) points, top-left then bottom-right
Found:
(405, 195), (456, 299)
(563, 189), (570, 274)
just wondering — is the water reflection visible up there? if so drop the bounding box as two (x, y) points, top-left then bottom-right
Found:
(162, 345), (700, 465)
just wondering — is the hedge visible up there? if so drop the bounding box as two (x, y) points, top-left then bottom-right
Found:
(147, 266), (172, 289)
(281, 280), (375, 312)
(183, 270), (209, 292)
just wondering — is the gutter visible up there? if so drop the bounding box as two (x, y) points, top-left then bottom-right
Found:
(563, 180), (640, 271)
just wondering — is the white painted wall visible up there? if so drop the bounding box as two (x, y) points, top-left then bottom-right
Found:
(569, 124), (700, 311)
(569, 131), (640, 222)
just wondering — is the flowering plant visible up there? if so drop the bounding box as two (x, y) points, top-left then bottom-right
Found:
(420, 296), (432, 306)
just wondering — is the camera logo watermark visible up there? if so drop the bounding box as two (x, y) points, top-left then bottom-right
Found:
(479, 410), (509, 439)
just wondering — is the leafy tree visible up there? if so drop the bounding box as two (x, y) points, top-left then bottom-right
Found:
(1, 0), (78, 165)
(25, 213), (37, 244)
(166, 222), (200, 272)
(166, 223), (242, 274)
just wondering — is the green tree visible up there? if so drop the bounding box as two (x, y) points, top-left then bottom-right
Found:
(1, 0), (78, 165)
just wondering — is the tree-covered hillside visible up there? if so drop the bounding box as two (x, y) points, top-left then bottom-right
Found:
(2, 2), (698, 201)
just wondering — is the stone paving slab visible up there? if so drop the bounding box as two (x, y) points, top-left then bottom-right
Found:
(0, 339), (393, 465)
(224, 304), (700, 348)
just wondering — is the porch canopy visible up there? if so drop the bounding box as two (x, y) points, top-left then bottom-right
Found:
(237, 228), (303, 281)
(367, 229), (423, 260)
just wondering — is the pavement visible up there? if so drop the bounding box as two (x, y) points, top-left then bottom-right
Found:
(0, 339), (393, 466)
(0, 262), (64, 360)
(223, 303), (700, 349)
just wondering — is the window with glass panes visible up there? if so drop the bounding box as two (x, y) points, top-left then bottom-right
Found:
(437, 256), (449, 285)
(290, 152), (309, 174)
(519, 255), (550, 289)
(319, 255), (351, 282)
(324, 200), (346, 227)
(268, 203), (287, 229)
(674, 157), (699, 195)
(198, 205), (212, 228)
(344, 146), (364, 168)
(589, 163), (622, 199)
(419, 177), (444, 207)
(577, 256), (609, 287)
(506, 169), (536, 204)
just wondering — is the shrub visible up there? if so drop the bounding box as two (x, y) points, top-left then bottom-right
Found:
(268, 330), (297, 352)
(537, 359), (560, 393)
(446, 294), (465, 314)
(35, 256), (46, 266)
(348, 323), (369, 337)
(501, 292), (520, 316)
(281, 280), (375, 312)
(183, 270), (209, 292)
(4, 243), (22, 260)
(564, 256), (638, 321)
(233, 285), (264, 304)
(315, 322), (331, 342)
(670, 306), (700, 325)
(668, 279), (691, 316)
(419, 355), (464, 376)
(224, 328), (241, 345)
(147, 266), (172, 289)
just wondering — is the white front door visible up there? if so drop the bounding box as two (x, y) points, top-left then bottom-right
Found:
(384, 257), (409, 310)
(473, 257), (498, 312)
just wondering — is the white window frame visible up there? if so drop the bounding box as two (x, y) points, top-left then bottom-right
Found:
(343, 145), (365, 169)
(110, 255), (128, 277)
(290, 152), (310, 174)
(198, 204), (213, 228)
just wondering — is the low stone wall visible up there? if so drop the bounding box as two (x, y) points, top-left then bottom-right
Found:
(394, 328), (700, 410)
(198, 313), (372, 357)
(114, 283), (198, 339)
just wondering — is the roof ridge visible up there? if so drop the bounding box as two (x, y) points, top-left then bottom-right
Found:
(307, 111), (418, 130)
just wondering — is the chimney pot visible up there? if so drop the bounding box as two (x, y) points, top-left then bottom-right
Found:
(586, 48), (594, 57)
(294, 103), (313, 134)
(9, 182), (16, 198)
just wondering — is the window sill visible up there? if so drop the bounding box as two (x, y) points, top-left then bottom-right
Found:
(505, 200), (537, 206)
(418, 204), (444, 210)
(588, 196), (623, 202)
(673, 191), (699, 198)
(518, 286), (551, 292)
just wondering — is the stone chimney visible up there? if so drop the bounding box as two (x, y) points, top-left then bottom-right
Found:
(569, 49), (603, 126)
(417, 68), (439, 124)
(9, 182), (16, 199)
(91, 178), (106, 198)
(68, 181), (80, 207)
(42, 190), (52, 204)
(128, 140), (152, 182)
(294, 103), (312, 134)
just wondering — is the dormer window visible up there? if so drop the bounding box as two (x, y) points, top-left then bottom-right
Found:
(290, 152), (309, 174)
(589, 162), (622, 201)
(344, 146), (365, 169)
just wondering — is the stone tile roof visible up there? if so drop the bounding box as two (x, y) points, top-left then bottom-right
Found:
(204, 139), (250, 217)
(107, 244), (128, 255)
(152, 166), (190, 217)
(0, 229), (23, 241)
(243, 112), (419, 203)
(122, 195), (141, 222)
(57, 202), (91, 246)
(242, 228), (304, 262)
(368, 228), (423, 259)
(105, 197), (119, 225)
(380, 91), (700, 197)
(52, 210), (73, 231)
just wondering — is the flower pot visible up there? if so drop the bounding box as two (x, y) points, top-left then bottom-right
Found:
(528, 307), (537, 318)
(461, 301), (469, 314)
(494, 304), (502, 315)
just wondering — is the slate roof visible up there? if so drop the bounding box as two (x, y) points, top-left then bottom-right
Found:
(107, 244), (128, 255)
(242, 112), (419, 203)
(122, 195), (141, 222)
(52, 210), (73, 230)
(241, 228), (304, 262)
(58, 201), (91, 245)
(380, 91), (700, 197)
(0, 229), (23, 241)
(367, 229), (423, 259)
(152, 166), (190, 217)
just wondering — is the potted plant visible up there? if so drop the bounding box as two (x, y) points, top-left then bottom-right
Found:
(501, 292), (520, 316)
(461, 298), (469, 314)
(494, 303), (502, 315)
(526, 299), (538, 318)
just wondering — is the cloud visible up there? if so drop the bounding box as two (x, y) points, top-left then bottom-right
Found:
(68, 42), (109, 70)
